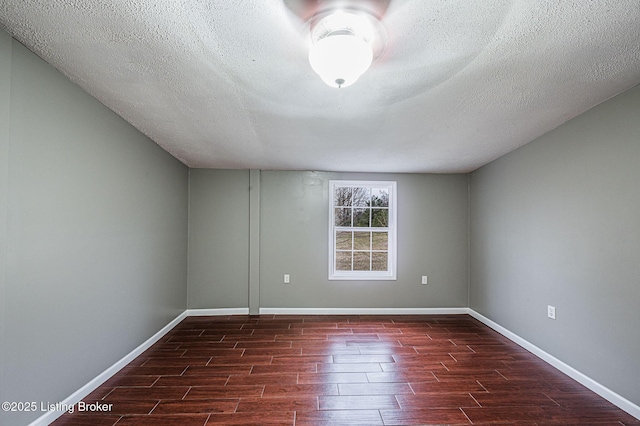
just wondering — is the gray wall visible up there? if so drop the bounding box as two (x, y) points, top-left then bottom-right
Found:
(0, 32), (189, 425)
(0, 30), (10, 425)
(470, 84), (640, 406)
(188, 170), (469, 309)
(260, 171), (469, 308)
(188, 169), (250, 308)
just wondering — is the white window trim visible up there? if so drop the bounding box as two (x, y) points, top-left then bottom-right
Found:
(328, 180), (397, 280)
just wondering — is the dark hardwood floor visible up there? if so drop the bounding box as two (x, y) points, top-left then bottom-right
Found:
(52, 314), (639, 425)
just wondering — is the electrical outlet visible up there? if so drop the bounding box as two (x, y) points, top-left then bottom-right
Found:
(547, 305), (556, 320)
(284, 274), (290, 284)
(421, 276), (428, 285)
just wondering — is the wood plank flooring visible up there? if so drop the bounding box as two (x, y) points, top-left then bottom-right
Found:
(52, 314), (639, 425)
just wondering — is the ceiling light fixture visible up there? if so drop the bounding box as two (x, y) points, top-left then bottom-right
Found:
(308, 9), (386, 88)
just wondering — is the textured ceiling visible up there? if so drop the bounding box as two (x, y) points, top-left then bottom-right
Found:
(1, 0), (639, 173)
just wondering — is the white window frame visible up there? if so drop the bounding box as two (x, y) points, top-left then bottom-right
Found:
(328, 180), (397, 280)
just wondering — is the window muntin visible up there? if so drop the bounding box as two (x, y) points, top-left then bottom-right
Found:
(329, 181), (396, 280)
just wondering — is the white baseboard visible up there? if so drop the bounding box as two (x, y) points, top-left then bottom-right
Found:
(186, 308), (250, 316)
(30, 308), (251, 425)
(259, 307), (469, 315)
(468, 309), (640, 420)
(28, 311), (188, 426)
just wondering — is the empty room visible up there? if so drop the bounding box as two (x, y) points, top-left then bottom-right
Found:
(1, 1), (639, 425)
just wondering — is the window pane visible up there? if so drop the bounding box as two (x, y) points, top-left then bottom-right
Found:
(329, 180), (396, 280)
(335, 208), (351, 227)
(371, 209), (388, 227)
(335, 187), (352, 206)
(372, 232), (388, 250)
(372, 252), (388, 271)
(336, 251), (352, 271)
(336, 231), (352, 250)
(353, 251), (371, 271)
(371, 188), (389, 207)
(353, 231), (371, 250)
(352, 187), (370, 207)
(353, 208), (370, 227)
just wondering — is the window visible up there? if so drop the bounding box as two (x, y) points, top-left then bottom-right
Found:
(329, 180), (397, 280)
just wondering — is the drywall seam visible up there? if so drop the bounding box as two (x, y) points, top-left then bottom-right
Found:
(186, 167), (191, 309)
(248, 169), (260, 314)
(466, 174), (471, 308)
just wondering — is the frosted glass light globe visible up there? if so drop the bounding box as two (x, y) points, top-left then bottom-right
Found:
(309, 33), (373, 88)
